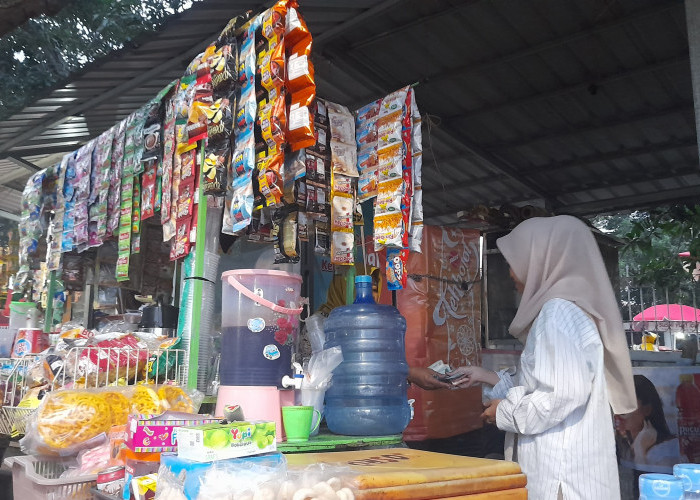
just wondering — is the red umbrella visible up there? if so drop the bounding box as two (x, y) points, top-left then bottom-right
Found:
(633, 304), (700, 322)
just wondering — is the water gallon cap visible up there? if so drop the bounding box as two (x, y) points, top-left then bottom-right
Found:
(639, 473), (685, 500)
(355, 275), (372, 284)
(674, 464), (700, 492)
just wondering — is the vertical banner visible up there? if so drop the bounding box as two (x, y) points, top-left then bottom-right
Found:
(369, 226), (483, 441)
(616, 366), (700, 476)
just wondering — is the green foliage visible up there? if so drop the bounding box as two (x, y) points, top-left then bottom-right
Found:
(593, 205), (700, 289)
(0, 0), (198, 120)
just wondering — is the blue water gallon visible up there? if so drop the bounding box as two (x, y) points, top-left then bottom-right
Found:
(323, 275), (411, 436)
(639, 473), (685, 500)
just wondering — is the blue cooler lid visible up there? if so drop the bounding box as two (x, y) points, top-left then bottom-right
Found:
(639, 473), (685, 500)
(674, 463), (700, 492)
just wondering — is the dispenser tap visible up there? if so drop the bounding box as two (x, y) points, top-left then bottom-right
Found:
(281, 362), (304, 389)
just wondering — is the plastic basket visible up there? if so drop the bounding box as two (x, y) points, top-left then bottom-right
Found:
(4, 455), (97, 500)
(0, 406), (33, 436)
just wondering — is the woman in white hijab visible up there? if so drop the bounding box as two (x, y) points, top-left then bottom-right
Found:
(450, 215), (636, 500)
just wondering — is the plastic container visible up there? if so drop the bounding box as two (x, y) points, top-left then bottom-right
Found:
(639, 473), (685, 500)
(675, 463), (700, 499)
(220, 270), (303, 387)
(4, 455), (97, 500)
(323, 275), (411, 436)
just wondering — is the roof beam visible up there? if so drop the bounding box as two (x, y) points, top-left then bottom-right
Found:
(7, 156), (41, 174)
(483, 101), (694, 150)
(557, 185), (700, 216)
(0, 29), (217, 155)
(410, 2), (680, 89)
(424, 138), (698, 195)
(349, 0), (481, 51)
(0, 146), (78, 159)
(314, 0), (405, 46)
(0, 210), (20, 222)
(445, 53), (689, 123)
(318, 49), (551, 201)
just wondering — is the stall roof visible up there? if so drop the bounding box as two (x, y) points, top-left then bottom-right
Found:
(0, 0), (696, 224)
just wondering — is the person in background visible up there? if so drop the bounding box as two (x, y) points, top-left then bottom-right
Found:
(615, 374), (679, 467)
(316, 265), (451, 391)
(448, 215), (636, 500)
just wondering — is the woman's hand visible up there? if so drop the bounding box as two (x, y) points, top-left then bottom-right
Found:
(481, 399), (502, 425)
(408, 367), (452, 390)
(450, 366), (500, 387)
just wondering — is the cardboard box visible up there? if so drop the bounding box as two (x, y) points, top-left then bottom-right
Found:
(126, 412), (218, 452)
(176, 421), (276, 462)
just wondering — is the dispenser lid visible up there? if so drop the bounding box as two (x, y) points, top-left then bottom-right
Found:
(355, 275), (372, 284)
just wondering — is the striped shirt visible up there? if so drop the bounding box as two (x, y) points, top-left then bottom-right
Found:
(485, 298), (620, 500)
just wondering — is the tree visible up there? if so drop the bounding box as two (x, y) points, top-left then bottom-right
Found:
(0, 0), (198, 120)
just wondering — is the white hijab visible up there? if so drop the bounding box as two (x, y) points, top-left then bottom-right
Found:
(496, 215), (636, 415)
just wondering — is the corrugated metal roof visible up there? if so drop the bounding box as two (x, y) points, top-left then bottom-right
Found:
(0, 0), (697, 223)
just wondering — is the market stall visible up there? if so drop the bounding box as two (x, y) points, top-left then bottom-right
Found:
(0, 1), (513, 498)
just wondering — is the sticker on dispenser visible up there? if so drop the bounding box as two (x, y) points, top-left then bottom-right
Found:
(263, 344), (280, 360)
(247, 318), (266, 333)
(254, 287), (264, 305)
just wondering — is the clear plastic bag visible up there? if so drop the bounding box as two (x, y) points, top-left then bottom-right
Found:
(20, 384), (204, 456)
(304, 313), (326, 354)
(195, 454), (288, 500)
(304, 346), (343, 390)
(280, 463), (358, 500)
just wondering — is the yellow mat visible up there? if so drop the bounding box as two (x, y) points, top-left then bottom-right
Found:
(286, 448), (525, 498)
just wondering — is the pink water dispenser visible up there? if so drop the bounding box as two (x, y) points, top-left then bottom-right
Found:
(216, 270), (304, 441)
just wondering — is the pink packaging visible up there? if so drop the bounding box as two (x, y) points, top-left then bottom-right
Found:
(126, 412), (218, 452)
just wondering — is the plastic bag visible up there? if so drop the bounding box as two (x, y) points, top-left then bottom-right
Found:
(304, 346), (342, 390)
(304, 313), (326, 354)
(21, 384), (204, 456)
(280, 463), (357, 500)
(195, 454), (288, 500)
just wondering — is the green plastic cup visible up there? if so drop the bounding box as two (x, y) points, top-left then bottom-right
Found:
(281, 405), (321, 442)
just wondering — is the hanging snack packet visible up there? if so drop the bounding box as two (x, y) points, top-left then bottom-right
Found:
(132, 177), (142, 254)
(314, 221), (330, 255)
(210, 42), (237, 97)
(161, 97), (176, 225)
(232, 129), (255, 177)
(236, 87), (257, 135)
(238, 28), (256, 89)
(331, 194), (353, 232)
(141, 161), (157, 221)
(288, 88), (316, 151)
(286, 149), (306, 181)
(259, 94), (286, 150)
(308, 124), (328, 157)
(312, 98), (328, 127)
(357, 145), (378, 173)
(298, 210), (309, 241)
(230, 172), (254, 233)
(356, 120), (378, 151)
(257, 154), (284, 207)
(272, 209), (299, 264)
(375, 178), (404, 215)
(330, 139), (358, 177)
(262, 3), (287, 42)
(327, 103), (355, 145)
(287, 38), (314, 94)
(331, 232), (354, 266)
(187, 101), (210, 144)
(107, 120), (126, 238)
(357, 99), (381, 125)
(202, 142), (230, 196)
(377, 118), (402, 150)
(296, 179), (307, 208)
(305, 151), (326, 184)
(386, 247), (408, 290)
(358, 168), (379, 202)
(332, 173), (353, 196)
(377, 153), (403, 182)
(259, 41), (285, 97)
(205, 96), (233, 145)
(374, 212), (404, 250)
(170, 218), (192, 261)
(379, 87), (408, 120)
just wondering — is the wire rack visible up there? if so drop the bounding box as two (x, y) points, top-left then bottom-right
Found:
(52, 346), (188, 389)
(0, 346), (188, 437)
